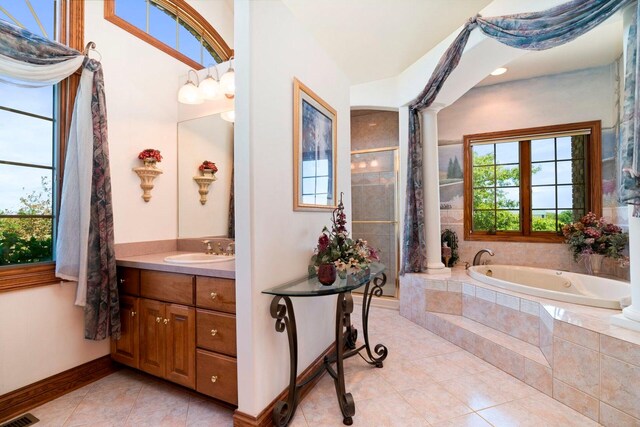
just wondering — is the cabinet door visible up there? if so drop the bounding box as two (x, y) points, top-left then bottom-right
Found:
(196, 277), (235, 313)
(111, 296), (139, 368)
(196, 349), (238, 405)
(165, 304), (196, 388)
(139, 299), (165, 378)
(196, 309), (237, 357)
(117, 267), (140, 296)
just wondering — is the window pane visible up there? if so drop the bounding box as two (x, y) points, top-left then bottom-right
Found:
(472, 144), (494, 166)
(302, 177), (315, 195)
(1, 1), (55, 40)
(497, 188), (519, 209)
(532, 210), (557, 232)
(495, 141), (518, 165)
(531, 138), (555, 162)
(556, 136), (574, 160)
(558, 185), (581, 209)
(115, 0), (147, 31)
(0, 165), (52, 214)
(557, 210), (576, 229)
(473, 188), (495, 210)
(531, 186), (555, 210)
(531, 162), (555, 186)
(0, 110), (53, 166)
(473, 211), (495, 231)
(556, 160), (573, 184)
(0, 83), (53, 118)
(496, 164), (519, 187)
(149, 2), (177, 49)
(472, 166), (495, 188)
(0, 217), (53, 265)
(497, 210), (520, 231)
(178, 19), (202, 64)
(203, 40), (222, 65)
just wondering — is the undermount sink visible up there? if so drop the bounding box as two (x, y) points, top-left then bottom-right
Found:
(163, 253), (235, 264)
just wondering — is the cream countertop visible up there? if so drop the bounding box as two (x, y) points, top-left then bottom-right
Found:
(116, 251), (235, 279)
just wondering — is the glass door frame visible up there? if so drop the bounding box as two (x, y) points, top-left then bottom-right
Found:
(350, 146), (400, 299)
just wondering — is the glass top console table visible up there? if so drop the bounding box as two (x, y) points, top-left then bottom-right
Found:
(263, 263), (388, 426)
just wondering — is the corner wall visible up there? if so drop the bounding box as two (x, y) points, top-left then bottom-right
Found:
(234, 0), (351, 415)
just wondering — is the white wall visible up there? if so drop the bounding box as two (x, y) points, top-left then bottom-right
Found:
(178, 115), (234, 237)
(0, 0), (234, 395)
(234, 0), (351, 415)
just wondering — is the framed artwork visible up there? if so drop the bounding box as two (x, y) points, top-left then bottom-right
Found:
(293, 78), (337, 211)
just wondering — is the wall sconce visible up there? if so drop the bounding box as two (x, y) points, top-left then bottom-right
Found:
(220, 110), (235, 123)
(133, 164), (163, 202)
(178, 69), (203, 104)
(220, 56), (235, 99)
(193, 175), (216, 205)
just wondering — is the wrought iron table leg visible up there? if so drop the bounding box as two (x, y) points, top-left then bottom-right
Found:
(359, 273), (388, 367)
(270, 296), (298, 427)
(333, 291), (356, 425)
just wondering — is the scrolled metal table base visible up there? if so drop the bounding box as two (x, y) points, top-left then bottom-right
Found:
(269, 273), (388, 426)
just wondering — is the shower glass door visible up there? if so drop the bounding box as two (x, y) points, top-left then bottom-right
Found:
(351, 148), (399, 298)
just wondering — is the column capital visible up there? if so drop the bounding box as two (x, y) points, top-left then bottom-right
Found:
(422, 102), (446, 115)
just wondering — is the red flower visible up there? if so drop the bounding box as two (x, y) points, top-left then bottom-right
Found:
(199, 160), (218, 172)
(138, 149), (162, 162)
(318, 234), (330, 252)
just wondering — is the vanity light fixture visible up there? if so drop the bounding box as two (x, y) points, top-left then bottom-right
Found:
(219, 56), (235, 99)
(178, 69), (204, 104)
(221, 110), (235, 123)
(490, 67), (508, 76)
(199, 64), (221, 100)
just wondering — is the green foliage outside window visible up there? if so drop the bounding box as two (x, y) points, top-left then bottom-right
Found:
(0, 177), (53, 266)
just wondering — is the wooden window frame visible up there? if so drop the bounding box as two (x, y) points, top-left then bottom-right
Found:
(0, 0), (83, 293)
(103, 0), (233, 70)
(463, 121), (602, 243)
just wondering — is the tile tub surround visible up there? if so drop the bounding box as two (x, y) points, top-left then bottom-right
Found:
(400, 269), (640, 426)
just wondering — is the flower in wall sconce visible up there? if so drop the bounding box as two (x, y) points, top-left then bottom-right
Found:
(138, 148), (163, 166)
(133, 148), (163, 202)
(199, 160), (218, 175)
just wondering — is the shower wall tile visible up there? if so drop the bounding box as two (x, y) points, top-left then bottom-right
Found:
(462, 283), (475, 296)
(496, 293), (520, 311)
(425, 289), (462, 315)
(520, 300), (540, 317)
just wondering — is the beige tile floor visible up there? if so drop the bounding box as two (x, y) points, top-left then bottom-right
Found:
(23, 305), (600, 426)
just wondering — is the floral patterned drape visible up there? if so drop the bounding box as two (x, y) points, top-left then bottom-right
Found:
(402, 0), (634, 273)
(0, 20), (119, 340)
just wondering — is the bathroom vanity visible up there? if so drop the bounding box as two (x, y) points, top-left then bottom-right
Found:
(111, 255), (237, 405)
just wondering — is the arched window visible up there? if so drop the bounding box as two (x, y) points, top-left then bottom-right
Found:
(104, 0), (232, 69)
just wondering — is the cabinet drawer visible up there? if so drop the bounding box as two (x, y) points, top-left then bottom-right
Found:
(196, 349), (237, 405)
(117, 267), (140, 296)
(140, 271), (194, 305)
(196, 310), (236, 357)
(196, 277), (235, 313)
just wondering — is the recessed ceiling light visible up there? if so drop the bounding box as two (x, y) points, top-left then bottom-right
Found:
(491, 67), (507, 76)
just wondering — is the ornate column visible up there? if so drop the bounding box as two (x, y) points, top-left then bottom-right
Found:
(421, 106), (450, 275)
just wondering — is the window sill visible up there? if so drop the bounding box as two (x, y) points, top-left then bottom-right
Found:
(0, 262), (62, 293)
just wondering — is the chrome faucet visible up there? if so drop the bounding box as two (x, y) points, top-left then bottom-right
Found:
(202, 240), (214, 255)
(473, 249), (495, 266)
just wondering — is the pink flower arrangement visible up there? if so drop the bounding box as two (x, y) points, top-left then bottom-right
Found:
(138, 148), (162, 162)
(198, 161), (218, 172)
(562, 212), (627, 261)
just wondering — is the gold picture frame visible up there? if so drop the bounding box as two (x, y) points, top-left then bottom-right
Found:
(293, 78), (338, 211)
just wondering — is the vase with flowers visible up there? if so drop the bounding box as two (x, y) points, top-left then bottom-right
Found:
(562, 212), (628, 275)
(309, 194), (380, 285)
(138, 148), (162, 167)
(199, 160), (218, 177)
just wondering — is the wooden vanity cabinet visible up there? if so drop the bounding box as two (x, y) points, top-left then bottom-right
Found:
(112, 268), (236, 405)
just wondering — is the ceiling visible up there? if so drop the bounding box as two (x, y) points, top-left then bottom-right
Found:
(282, 1), (623, 87)
(281, 0), (492, 84)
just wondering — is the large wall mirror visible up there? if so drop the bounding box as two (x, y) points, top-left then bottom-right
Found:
(178, 114), (234, 238)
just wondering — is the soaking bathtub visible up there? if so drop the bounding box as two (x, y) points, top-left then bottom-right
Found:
(467, 265), (630, 309)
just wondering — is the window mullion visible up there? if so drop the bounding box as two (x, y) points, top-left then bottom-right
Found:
(521, 140), (532, 236)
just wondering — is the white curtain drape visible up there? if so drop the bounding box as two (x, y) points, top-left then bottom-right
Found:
(0, 39), (94, 306)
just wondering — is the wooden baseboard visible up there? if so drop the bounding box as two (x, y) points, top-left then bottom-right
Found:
(0, 355), (117, 423)
(233, 343), (334, 427)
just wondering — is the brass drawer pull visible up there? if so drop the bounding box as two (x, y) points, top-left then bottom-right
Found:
(156, 317), (162, 323)
(210, 292), (217, 300)
(119, 278), (125, 284)
(211, 375), (218, 383)
(211, 329), (218, 336)
(131, 311), (137, 317)
(164, 318), (170, 325)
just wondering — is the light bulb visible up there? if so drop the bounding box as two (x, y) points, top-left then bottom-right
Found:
(358, 161), (366, 169)
(370, 159), (379, 167)
(178, 81), (203, 104)
(221, 110), (235, 122)
(199, 76), (220, 100)
(220, 67), (235, 98)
